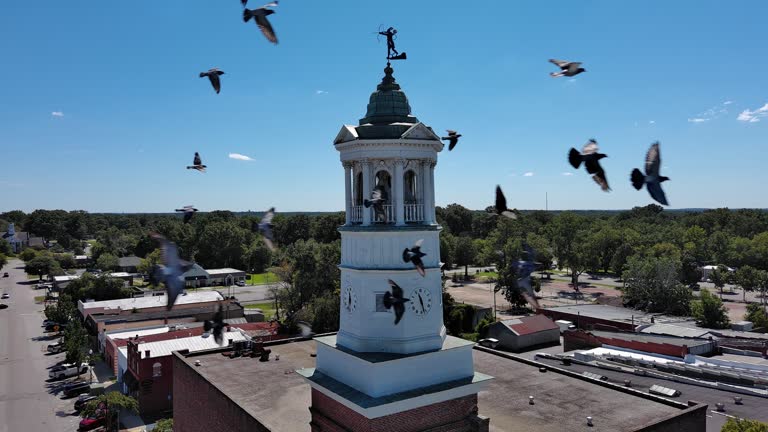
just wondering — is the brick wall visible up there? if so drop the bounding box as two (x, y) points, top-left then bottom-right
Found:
(634, 401), (708, 432)
(563, 330), (689, 358)
(173, 355), (270, 432)
(538, 309), (636, 331)
(310, 389), (489, 432)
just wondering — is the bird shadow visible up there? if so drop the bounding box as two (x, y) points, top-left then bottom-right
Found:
(55, 410), (76, 418)
(557, 290), (585, 300)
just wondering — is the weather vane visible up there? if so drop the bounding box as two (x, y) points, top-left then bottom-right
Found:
(378, 26), (407, 61)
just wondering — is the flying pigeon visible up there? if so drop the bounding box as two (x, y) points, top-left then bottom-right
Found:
(204, 303), (226, 345)
(296, 321), (314, 338)
(403, 239), (426, 277)
(364, 188), (386, 222)
(568, 139), (610, 192)
(243, 2), (279, 44)
(175, 206), (198, 224)
(257, 207), (276, 251)
(149, 233), (193, 310)
(186, 152), (207, 173)
(383, 279), (410, 325)
(513, 245), (540, 311)
(199, 68), (225, 94)
(631, 141), (670, 206)
(495, 186), (518, 219)
(549, 59), (586, 77)
(441, 130), (461, 151)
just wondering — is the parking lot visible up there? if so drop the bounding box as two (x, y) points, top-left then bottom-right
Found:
(0, 259), (88, 432)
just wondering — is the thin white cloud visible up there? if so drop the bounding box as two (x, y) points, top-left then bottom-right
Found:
(561, 172), (574, 176)
(649, 120), (656, 124)
(723, 101), (734, 105)
(688, 118), (709, 123)
(567, 78), (577, 83)
(228, 153), (254, 161)
(737, 103), (768, 123)
(315, 90), (328, 95)
(689, 102), (731, 123)
(523, 172), (534, 177)
(51, 111), (64, 117)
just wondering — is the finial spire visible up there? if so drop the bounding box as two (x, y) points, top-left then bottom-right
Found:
(377, 62), (401, 92)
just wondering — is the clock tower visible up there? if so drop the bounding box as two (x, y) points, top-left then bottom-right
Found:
(298, 64), (492, 432)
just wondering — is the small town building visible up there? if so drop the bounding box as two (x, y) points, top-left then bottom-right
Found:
(123, 330), (249, 415)
(53, 275), (80, 291)
(563, 329), (717, 357)
(486, 315), (560, 352)
(78, 290), (224, 319)
(538, 304), (656, 331)
(181, 263), (210, 288)
(117, 256), (142, 273)
(2, 223), (29, 253)
(206, 268), (247, 286)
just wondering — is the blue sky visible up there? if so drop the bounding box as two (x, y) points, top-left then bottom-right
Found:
(1, 1), (766, 213)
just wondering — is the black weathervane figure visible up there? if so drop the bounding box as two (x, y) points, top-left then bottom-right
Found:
(379, 26), (406, 61)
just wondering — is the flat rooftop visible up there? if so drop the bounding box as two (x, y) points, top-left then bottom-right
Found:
(178, 338), (691, 432)
(590, 329), (714, 348)
(80, 291), (223, 312)
(543, 304), (657, 324)
(536, 356), (768, 432)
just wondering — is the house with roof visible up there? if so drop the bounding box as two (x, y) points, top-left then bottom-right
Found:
(118, 256), (142, 273)
(1, 223), (29, 253)
(206, 268), (246, 286)
(486, 315), (560, 352)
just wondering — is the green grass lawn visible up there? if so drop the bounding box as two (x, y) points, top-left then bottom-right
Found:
(246, 272), (277, 285)
(33, 295), (46, 303)
(244, 302), (277, 318)
(476, 271), (499, 279)
(26, 274), (40, 280)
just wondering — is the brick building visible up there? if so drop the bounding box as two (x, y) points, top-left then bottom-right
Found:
(173, 338), (708, 432)
(486, 315), (560, 352)
(538, 304), (656, 332)
(123, 329), (249, 415)
(563, 329), (717, 357)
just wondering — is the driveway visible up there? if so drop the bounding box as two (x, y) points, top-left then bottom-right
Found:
(0, 259), (84, 432)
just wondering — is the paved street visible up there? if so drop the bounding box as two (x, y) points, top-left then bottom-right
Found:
(0, 259), (83, 432)
(194, 283), (276, 304)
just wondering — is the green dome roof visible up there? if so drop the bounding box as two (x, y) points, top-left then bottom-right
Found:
(358, 63), (419, 126)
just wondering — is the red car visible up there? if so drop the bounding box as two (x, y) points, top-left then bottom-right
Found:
(78, 415), (105, 431)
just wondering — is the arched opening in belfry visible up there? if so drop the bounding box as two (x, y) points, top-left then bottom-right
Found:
(374, 170), (391, 202)
(354, 172), (363, 205)
(404, 170), (418, 203)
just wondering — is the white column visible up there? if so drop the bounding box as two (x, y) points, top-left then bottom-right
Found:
(362, 160), (372, 226)
(429, 160), (437, 224)
(421, 159), (431, 225)
(394, 159), (405, 226)
(343, 162), (352, 225)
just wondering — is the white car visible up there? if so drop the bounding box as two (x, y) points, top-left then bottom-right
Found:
(0, 293), (9, 299)
(49, 362), (88, 380)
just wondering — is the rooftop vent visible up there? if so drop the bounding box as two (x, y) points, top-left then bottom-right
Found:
(529, 396), (535, 405)
(582, 372), (608, 381)
(734, 397), (743, 405)
(586, 416), (593, 427)
(716, 402), (725, 412)
(649, 384), (681, 397)
(194, 360), (201, 367)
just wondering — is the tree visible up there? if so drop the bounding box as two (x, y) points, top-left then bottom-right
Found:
(96, 253), (119, 272)
(195, 221), (251, 269)
(710, 265), (730, 299)
(611, 243), (635, 276)
(734, 265), (761, 303)
(63, 319), (89, 367)
(45, 293), (77, 324)
(154, 418), (174, 432)
(680, 253), (702, 286)
(25, 254), (60, 280)
(454, 236), (476, 279)
(547, 212), (588, 286)
(55, 253), (76, 270)
(495, 239), (530, 309)
(307, 290), (340, 333)
(272, 214), (311, 246)
(81, 392), (139, 432)
(243, 239), (272, 274)
(744, 303), (768, 331)
(720, 417), (768, 432)
(0, 238), (12, 256)
(440, 232), (457, 270)
(137, 248), (163, 278)
(309, 213), (344, 243)
(19, 248), (38, 262)
(440, 204), (474, 236)
(622, 256), (691, 315)
(0, 253), (6, 271)
(691, 289), (730, 329)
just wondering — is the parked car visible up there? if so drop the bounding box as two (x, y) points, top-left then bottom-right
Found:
(49, 362), (88, 380)
(47, 340), (65, 353)
(2, 272), (8, 277)
(0, 293), (8, 299)
(78, 414), (105, 431)
(235, 280), (246, 287)
(74, 394), (98, 412)
(42, 319), (57, 327)
(0, 303), (7, 309)
(62, 381), (91, 398)
(478, 338), (500, 349)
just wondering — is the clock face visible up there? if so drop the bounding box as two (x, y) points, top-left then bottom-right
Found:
(342, 284), (357, 313)
(409, 287), (432, 317)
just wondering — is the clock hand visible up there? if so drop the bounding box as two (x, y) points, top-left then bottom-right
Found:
(418, 293), (425, 312)
(347, 291), (352, 310)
